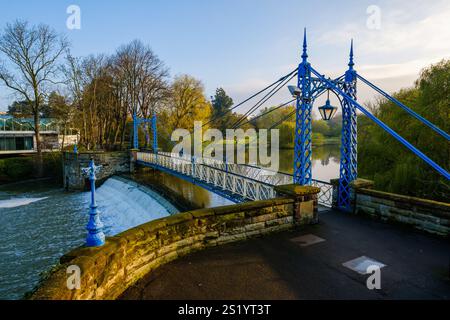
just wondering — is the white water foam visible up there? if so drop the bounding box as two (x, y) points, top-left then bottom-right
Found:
(0, 197), (48, 208)
(94, 177), (177, 235)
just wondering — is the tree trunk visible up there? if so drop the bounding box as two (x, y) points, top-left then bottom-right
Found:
(34, 110), (44, 177)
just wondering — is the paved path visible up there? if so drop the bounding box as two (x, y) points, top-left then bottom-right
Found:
(120, 210), (450, 300)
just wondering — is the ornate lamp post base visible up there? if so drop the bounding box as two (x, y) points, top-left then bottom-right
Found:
(82, 159), (105, 247)
(86, 204), (105, 247)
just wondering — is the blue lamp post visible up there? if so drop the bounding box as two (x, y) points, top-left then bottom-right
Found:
(81, 159), (105, 247)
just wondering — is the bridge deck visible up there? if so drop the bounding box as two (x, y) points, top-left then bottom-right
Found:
(120, 209), (450, 300)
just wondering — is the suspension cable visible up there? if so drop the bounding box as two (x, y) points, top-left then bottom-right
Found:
(310, 66), (450, 180)
(231, 71), (298, 129)
(235, 98), (296, 129)
(357, 74), (450, 141)
(203, 68), (298, 129)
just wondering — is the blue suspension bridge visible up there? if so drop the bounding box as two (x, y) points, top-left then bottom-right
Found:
(132, 30), (450, 211)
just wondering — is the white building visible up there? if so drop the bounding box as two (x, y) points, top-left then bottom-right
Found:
(0, 115), (79, 155)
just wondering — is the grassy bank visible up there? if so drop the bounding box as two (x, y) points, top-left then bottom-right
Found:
(0, 153), (62, 184)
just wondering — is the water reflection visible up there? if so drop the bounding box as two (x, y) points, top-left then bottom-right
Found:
(278, 145), (341, 182)
(132, 170), (234, 210)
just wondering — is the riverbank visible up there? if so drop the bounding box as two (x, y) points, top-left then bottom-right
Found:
(0, 153), (62, 184)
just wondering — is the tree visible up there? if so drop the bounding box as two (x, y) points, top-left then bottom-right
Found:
(211, 88), (234, 132)
(253, 105), (295, 148)
(160, 75), (211, 143)
(47, 91), (73, 150)
(7, 100), (32, 118)
(0, 20), (69, 155)
(113, 40), (169, 147)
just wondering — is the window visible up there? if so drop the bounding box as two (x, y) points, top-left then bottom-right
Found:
(0, 136), (34, 151)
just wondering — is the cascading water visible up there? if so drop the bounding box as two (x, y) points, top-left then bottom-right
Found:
(0, 176), (178, 300)
(95, 177), (178, 235)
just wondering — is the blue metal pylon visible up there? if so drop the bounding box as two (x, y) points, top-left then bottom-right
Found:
(133, 113), (158, 152)
(293, 29), (313, 185)
(152, 114), (158, 154)
(133, 113), (139, 149)
(338, 40), (358, 210)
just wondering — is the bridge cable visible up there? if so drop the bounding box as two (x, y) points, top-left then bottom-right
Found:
(166, 68), (298, 145)
(234, 98), (297, 129)
(310, 66), (450, 180)
(230, 71), (298, 129)
(357, 74), (450, 141)
(203, 68), (298, 129)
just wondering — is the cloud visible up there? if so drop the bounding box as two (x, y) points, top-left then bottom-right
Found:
(313, 0), (450, 103)
(317, 0), (450, 55)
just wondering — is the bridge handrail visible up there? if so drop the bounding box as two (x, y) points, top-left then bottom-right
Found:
(142, 151), (277, 188)
(155, 151), (332, 186)
(137, 151), (333, 207)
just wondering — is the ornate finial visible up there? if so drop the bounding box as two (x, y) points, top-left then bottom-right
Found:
(302, 28), (308, 62)
(348, 39), (354, 70)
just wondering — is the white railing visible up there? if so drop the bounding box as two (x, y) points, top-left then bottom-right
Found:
(137, 152), (276, 201)
(137, 152), (333, 206)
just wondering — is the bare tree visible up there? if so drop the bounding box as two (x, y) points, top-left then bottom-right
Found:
(0, 20), (69, 156)
(62, 40), (169, 151)
(113, 40), (169, 147)
(62, 54), (86, 145)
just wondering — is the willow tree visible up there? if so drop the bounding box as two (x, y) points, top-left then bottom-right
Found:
(164, 75), (212, 130)
(0, 20), (68, 156)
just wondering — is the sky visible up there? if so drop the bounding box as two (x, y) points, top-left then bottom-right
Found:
(0, 0), (449, 116)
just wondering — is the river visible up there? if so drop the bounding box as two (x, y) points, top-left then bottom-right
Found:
(0, 144), (340, 299)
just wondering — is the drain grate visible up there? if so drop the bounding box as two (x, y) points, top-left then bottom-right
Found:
(290, 234), (326, 247)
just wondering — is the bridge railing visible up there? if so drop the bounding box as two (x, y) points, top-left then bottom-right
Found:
(137, 152), (276, 201)
(138, 151), (333, 207)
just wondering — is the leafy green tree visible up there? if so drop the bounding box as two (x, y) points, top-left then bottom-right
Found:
(211, 88), (234, 132)
(7, 100), (32, 118)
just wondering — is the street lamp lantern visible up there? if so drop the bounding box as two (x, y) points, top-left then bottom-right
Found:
(288, 85), (301, 97)
(318, 90), (338, 121)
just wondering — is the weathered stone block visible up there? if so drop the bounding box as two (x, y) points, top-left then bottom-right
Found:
(217, 233), (247, 244)
(251, 213), (278, 223)
(266, 216), (293, 227)
(244, 222), (265, 232)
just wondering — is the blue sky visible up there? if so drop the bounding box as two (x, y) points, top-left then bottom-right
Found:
(1, 0), (449, 114)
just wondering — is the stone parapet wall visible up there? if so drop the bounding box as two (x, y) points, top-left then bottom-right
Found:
(29, 185), (319, 300)
(331, 178), (449, 237)
(354, 188), (450, 237)
(63, 151), (130, 190)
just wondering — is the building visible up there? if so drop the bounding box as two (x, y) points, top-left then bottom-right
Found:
(0, 115), (79, 155)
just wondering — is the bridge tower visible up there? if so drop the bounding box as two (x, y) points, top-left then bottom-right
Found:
(132, 114), (158, 154)
(293, 33), (359, 211)
(338, 41), (358, 210)
(293, 29), (313, 186)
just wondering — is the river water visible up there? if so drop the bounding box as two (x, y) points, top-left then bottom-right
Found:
(0, 144), (340, 300)
(0, 177), (179, 300)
